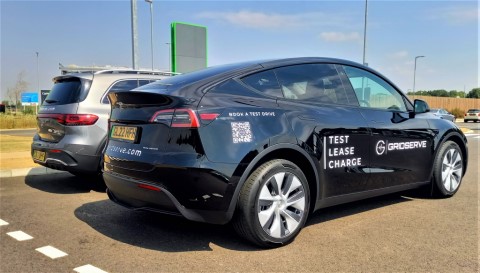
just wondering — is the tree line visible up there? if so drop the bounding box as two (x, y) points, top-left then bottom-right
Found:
(407, 88), (480, 98)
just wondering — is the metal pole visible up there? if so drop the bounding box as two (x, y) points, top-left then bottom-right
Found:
(146, 0), (154, 71)
(362, 0), (368, 66)
(413, 56), (425, 96)
(131, 0), (139, 70)
(166, 42), (171, 72)
(36, 52), (39, 114)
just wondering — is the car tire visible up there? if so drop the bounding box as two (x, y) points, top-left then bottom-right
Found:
(432, 141), (464, 197)
(233, 159), (310, 247)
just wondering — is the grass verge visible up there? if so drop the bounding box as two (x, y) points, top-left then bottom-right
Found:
(0, 114), (37, 129)
(0, 134), (38, 170)
(0, 135), (32, 153)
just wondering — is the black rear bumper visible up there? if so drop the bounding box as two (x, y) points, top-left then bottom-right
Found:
(103, 171), (234, 224)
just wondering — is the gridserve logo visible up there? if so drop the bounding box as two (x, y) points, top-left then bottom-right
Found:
(376, 140), (386, 155)
(375, 139), (427, 155)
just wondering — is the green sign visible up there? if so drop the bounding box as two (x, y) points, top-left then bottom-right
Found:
(171, 22), (207, 73)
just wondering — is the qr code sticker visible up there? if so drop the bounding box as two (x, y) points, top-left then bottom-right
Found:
(231, 122), (253, 143)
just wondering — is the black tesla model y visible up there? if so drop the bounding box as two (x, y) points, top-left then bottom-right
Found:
(103, 58), (468, 247)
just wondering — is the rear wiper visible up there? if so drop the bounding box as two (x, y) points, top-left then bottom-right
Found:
(45, 99), (58, 103)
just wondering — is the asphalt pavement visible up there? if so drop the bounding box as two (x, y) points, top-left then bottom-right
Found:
(0, 136), (478, 272)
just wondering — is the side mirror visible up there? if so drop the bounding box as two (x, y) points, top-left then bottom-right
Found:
(414, 99), (430, 114)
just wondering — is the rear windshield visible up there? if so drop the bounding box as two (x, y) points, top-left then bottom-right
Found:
(136, 61), (260, 92)
(467, 109), (480, 113)
(44, 78), (90, 105)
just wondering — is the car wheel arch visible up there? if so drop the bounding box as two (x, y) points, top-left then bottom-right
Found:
(434, 131), (468, 176)
(227, 143), (320, 220)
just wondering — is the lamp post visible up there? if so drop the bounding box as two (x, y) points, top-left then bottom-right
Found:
(131, 0), (139, 70)
(413, 55), (425, 97)
(36, 52), (39, 114)
(362, 0), (368, 66)
(145, 0), (154, 71)
(166, 42), (171, 72)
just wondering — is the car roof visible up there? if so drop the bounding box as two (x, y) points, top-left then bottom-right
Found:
(136, 57), (408, 102)
(259, 57), (362, 68)
(144, 57), (377, 89)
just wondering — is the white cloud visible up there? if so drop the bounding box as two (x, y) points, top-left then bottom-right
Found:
(430, 6), (478, 25)
(319, 32), (361, 42)
(389, 50), (409, 59)
(197, 10), (350, 30)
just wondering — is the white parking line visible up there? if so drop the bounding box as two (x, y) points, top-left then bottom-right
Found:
(0, 219), (9, 226)
(74, 264), (108, 273)
(6, 230), (33, 241)
(35, 245), (68, 259)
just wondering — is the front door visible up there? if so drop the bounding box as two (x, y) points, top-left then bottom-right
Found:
(341, 65), (435, 189)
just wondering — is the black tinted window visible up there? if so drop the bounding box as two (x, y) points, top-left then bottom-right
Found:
(44, 78), (87, 105)
(102, 79), (155, 104)
(242, 70), (283, 97)
(274, 64), (353, 105)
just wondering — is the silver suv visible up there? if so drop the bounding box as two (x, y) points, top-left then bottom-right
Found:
(31, 70), (172, 177)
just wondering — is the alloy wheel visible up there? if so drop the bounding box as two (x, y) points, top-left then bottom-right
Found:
(257, 172), (306, 239)
(441, 148), (463, 192)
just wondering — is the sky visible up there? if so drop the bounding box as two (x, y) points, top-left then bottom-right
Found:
(0, 0), (478, 102)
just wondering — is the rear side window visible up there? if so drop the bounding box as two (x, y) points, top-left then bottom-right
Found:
(44, 78), (90, 105)
(102, 79), (154, 104)
(274, 63), (355, 105)
(241, 70), (283, 98)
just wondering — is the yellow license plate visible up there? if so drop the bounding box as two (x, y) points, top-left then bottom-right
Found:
(32, 150), (46, 162)
(110, 125), (138, 142)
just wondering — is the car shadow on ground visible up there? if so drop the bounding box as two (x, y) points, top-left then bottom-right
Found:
(25, 172), (106, 194)
(74, 200), (256, 252)
(74, 189), (428, 252)
(306, 192), (416, 226)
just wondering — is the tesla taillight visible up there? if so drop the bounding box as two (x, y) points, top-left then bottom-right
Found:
(172, 109), (200, 128)
(150, 109), (200, 128)
(150, 109), (220, 127)
(37, 114), (99, 126)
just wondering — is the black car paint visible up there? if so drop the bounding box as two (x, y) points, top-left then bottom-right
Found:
(103, 57), (467, 225)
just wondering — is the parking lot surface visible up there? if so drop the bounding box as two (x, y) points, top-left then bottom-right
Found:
(0, 135), (478, 273)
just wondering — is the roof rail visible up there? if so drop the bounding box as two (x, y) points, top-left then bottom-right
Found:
(58, 63), (180, 76)
(94, 70), (181, 76)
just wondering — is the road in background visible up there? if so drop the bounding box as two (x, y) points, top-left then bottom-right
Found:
(0, 138), (478, 272)
(461, 121), (480, 132)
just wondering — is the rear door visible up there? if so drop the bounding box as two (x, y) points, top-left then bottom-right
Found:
(341, 65), (434, 187)
(267, 63), (372, 198)
(37, 76), (91, 142)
